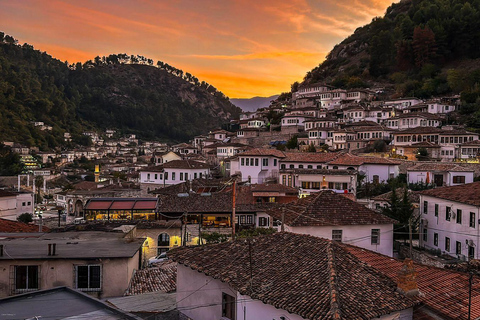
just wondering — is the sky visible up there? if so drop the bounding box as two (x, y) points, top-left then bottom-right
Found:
(0, 0), (394, 98)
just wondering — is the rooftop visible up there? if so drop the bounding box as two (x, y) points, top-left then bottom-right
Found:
(0, 231), (144, 260)
(170, 232), (416, 320)
(237, 148), (286, 158)
(418, 182), (480, 206)
(327, 153), (400, 166)
(84, 198), (159, 211)
(407, 163), (474, 172)
(282, 151), (340, 163)
(125, 261), (176, 295)
(266, 191), (396, 226)
(0, 218), (50, 233)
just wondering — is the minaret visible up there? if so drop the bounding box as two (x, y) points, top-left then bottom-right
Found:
(94, 165), (100, 183)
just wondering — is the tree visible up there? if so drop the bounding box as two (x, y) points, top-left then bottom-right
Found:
(412, 26), (437, 68)
(0, 144), (24, 175)
(285, 135), (298, 150)
(17, 213), (33, 224)
(306, 143), (317, 152)
(382, 188), (415, 240)
(34, 176), (44, 204)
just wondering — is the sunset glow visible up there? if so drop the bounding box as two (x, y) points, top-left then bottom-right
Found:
(0, 0), (394, 98)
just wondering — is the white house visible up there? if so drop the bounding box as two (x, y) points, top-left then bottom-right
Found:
(279, 168), (357, 195)
(407, 163), (474, 187)
(231, 148), (285, 184)
(419, 182), (480, 260)
(170, 232), (415, 320)
(266, 191), (396, 256)
(152, 151), (182, 165)
(0, 191), (34, 219)
(139, 160), (211, 190)
(325, 153), (400, 183)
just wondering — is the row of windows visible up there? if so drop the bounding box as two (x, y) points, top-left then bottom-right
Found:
(428, 232), (475, 257)
(423, 201), (476, 227)
(13, 264), (101, 293)
(395, 135), (439, 143)
(441, 136), (474, 144)
(240, 158), (277, 167)
(146, 172), (204, 181)
(332, 229), (380, 245)
(21, 201), (32, 206)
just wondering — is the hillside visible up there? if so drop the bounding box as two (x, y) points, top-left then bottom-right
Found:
(0, 33), (241, 149)
(300, 0), (480, 100)
(230, 95), (279, 112)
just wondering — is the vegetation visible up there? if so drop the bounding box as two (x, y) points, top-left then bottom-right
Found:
(0, 32), (241, 148)
(237, 228), (277, 238)
(201, 232), (229, 244)
(17, 212), (33, 224)
(0, 144), (24, 175)
(302, 0), (480, 101)
(381, 188), (415, 240)
(415, 147), (429, 161)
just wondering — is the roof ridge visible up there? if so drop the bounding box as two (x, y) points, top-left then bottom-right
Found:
(327, 242), (341, 319)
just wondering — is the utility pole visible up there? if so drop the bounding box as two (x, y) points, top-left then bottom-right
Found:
(232, 180), (236, 239)
(408, 217), (413, 258)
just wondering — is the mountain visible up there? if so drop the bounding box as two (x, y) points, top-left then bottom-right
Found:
(0, 33), (241, 150)
(230, 95), (280, 112)
(299, 0), (480, 101)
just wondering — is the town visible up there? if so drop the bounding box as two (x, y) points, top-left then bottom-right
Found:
(1, 81), (480, 319)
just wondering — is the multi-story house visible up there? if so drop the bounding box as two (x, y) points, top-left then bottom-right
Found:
(407, 163), (474, 187)
(231, 149), (285, 184)
(386, 113), (442, 130)
(384, 97), (423, 109)
(419, 182), (480, 260)
(279, 168), (357, 195)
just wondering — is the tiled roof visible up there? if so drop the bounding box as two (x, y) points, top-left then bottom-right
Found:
(418, 182), (480, 206)
(250, 184), (298, 195)
(0, 218), (50, 233)
(125, 261), (176, 295)
(391, 112), (442, 120)
(408, 163), (474, 172)
(460, 140), (480, 146)
(407, 141), (441, 148)
(345, 245), (480, 320)
(170, 233), (416, 319)
(0, 190), (17, 198)
(280, 168), (356, 175)
(282, 152), (340, 163)
(327, 153), (400, 166)
(237, 148), (286, 158)
(266, 191), (396, 226)
(163, 160), (210, 169)
(393, 127), (444, 135)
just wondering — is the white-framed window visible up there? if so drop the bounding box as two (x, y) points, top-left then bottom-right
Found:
(75, 265), (101, 291)
(14, 265), (39, 293)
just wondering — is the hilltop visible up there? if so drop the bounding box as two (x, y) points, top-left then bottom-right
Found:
(0, 33), (241, 150)
(298, 0), (480, 101)
(230, 95), (280, 112)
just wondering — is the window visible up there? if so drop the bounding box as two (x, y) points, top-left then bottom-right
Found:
(470, 212), (476, 228)
(456, 209), (462, 224)
(456, 241), (462, 255)
(281, 164), (286, 169)
(172, 172), (176, 181)
(22, 202), (26, 206)
(422, 227), (428, 241)
(154, 174), (158, 180)
(273, 159), (277, 166)
(434, 233), (438, 246)
(147, 173), (150, 180)
(76, 265), (101, 291)
(194, 173), (197, 179)
(446, 207), (451, 221)
(268, 197), (276, 203)
(371, 229), (380, 245)
(289, 164), (294, 169)
(453, 176), (466, 184)
(15, 265), (39, 292)
(258, 217), (268, 227)
(241, 158), (245, 166)
(332, 230), (343, 242)
(262, 158), (268, 166)
(222, 293), (236, 320)
(180, 172), (184, 180)
(469, 245), (475, 259)
(282, 175), (286, 185)
(254, 158), (259, 166)
(158, 233), (170, 247)
(445, 237), (450, 252)
(164, 172), (168, 180)
(184, 172), (188, 181)
(435, 204), (438, 217)
(373, 175), (379, 184)
(423, 201), (428, 214)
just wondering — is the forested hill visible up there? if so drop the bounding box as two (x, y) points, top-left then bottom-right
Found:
(299, 0), (480, 101)
(0, 33), (241, 150)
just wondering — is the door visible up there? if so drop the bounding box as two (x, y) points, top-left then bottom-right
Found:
(434, 174), (443, 186)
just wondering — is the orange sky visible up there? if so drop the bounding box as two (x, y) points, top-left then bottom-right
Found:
(0, 0), (394, 98)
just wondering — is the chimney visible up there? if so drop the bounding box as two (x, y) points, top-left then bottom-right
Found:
(397, 258), (419, 297)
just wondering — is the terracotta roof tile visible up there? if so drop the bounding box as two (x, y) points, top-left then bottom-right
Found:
(327, 153), (400, 166)
(408, 163), (474, 172)
(0, 218), (50, 233)
(237, 148), (286, 158)
(418, 182), (480, 206)
(345, 245), (480, 320)
(125, 261), (176, 295)
(266, 191), (396, 226)
(170, 233), (416, 319)
(282, 152), (340, 163)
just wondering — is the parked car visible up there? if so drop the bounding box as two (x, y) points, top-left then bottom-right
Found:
(148, 252), (168, 265)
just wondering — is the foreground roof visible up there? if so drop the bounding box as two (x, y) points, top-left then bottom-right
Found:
(0, 218), (50, 233)
(125, 261), (176, 295)
(84, 198), (159, 211)
(407, 163), (474, 172)
(267, 191), (396, 226)
(418, 182), (480, 206)
(345, 245), (480, 320)
(327, 153), (400, 166)
(170, 232), (416, 319)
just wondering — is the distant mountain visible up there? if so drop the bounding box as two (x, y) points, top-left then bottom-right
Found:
(0, 33), (241, 149)
(230, 95), (279, 112)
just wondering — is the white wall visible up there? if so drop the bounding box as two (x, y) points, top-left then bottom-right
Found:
(237, 156), (280, 183)
(236, 292), (306, 320)
(420, 194), (480, 260)
(286, 224), (394, 257)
